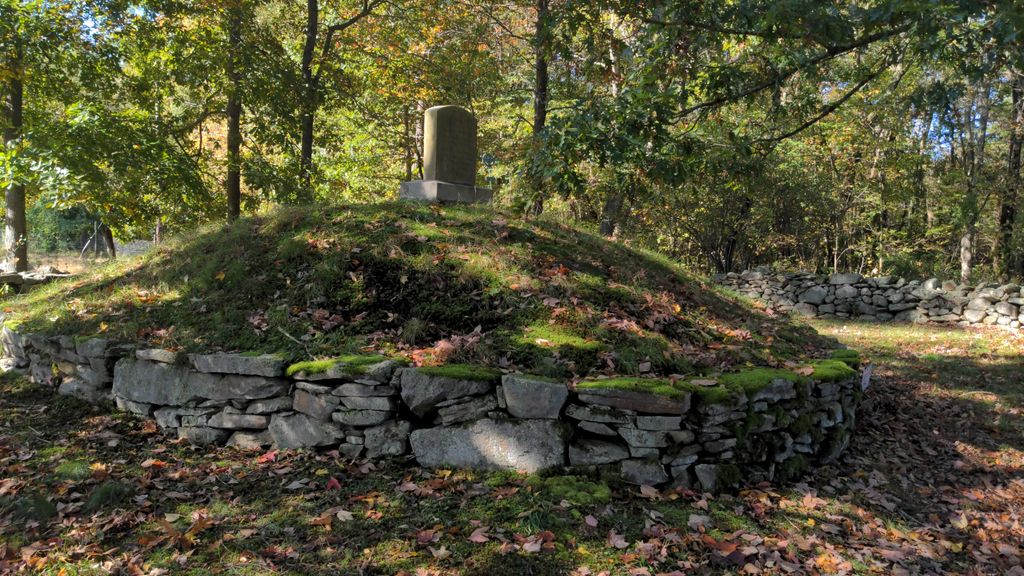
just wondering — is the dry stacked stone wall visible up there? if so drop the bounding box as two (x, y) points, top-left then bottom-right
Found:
(0, 326), (865, 492)
(715, 269), (1024, 328)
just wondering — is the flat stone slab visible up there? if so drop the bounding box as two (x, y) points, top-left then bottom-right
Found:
(136, 349), (182, 364)
(208, 411), (270, 430)
(113, 358), (194, 405)
(332, 408), (392, 426)
(246, 396), (294, 414)
(293, 389), (341, 420)
(190, 353), (284, 377)
(569, 439), (629, 466)
(565, 403), (633, 425)
(210, 375), (289, 401)
(114, 359), (289, 405)
(577, 388), (689, 414)
(399, 368), (494, 417)
(399, 180), (492, 204)
(501, 375), (568, 419)
(332, 383), (397, 397)
(410, 418), (568, 473)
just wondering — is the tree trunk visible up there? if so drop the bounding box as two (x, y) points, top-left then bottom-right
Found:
(3, 44), (27, 272)
(403, 105), (412, 181)
(298, 0), (319, 202)
(101, 225), (116, 259)
(528, 0), (549, 215)
(225, 0), (243, 220)
(960, 226), (974, 284)
(997, 71), (1023, 278)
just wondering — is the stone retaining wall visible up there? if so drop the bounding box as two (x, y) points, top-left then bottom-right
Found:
(715, 269), (1024, 328)
(0, 327), (865, 492)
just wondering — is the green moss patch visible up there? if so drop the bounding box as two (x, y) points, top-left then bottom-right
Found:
(808, 359), (857, 382)
(85, 480), (134, 512)
(5, 493), (58, 523)
(285, 354), (390, 377)
(718, 368), (807, 394)
(525, 475), (611, 506)
(576, 377), (690, 399)
(417, 364), (502, 382)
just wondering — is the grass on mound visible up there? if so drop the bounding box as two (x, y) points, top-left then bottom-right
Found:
(1, 202), (836, 380)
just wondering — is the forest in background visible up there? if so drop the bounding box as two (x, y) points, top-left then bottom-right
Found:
(3, 0), (1024, 282)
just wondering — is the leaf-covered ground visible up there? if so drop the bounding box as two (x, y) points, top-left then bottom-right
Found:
(1, 320), (1022, 575)
(0, 203), (829, 381)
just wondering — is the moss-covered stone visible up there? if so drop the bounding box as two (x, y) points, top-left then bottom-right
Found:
(718, 368), (806, 394)
(575, 377), (688, 399)
(416, 363), (502, 382)
(682, 382), (735, 404)
(808, 359), (857, 382)
(790, 413), (815, 435)
(285, 354), (389, 377)
(777, 454), (808, 483)
(716, 463), (742, 488)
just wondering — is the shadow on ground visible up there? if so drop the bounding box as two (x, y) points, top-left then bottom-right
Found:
(2, 320), (1023, 574)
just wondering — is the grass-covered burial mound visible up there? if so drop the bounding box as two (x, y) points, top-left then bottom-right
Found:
(3, 202), (848, 389)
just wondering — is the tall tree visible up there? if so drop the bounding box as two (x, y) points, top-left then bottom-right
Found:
(997, 67), (1024, 278)
(2, 30), (26, 271)
(298, 0), (384, 201)
(225, 0), (244, 220)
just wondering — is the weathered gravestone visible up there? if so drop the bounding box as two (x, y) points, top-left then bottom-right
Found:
(400, 105), (492, 203)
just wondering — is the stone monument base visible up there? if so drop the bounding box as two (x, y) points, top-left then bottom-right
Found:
(399, 180), (492, 204)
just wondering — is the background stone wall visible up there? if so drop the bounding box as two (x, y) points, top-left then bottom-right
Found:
(715, 268), (1024, 328)
(0, 327), (864, 493)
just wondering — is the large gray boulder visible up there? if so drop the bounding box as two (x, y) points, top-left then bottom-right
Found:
(963, 309), (987, 323)
(995, 302), (1019, 317)
(190, 353), (284, 377)
(410, 418), (568, 472)
(501, 375), (568, 419)
(967, 298), (992, 311)
(798, 286), (828, 305)
(399, 368), (494, 417)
